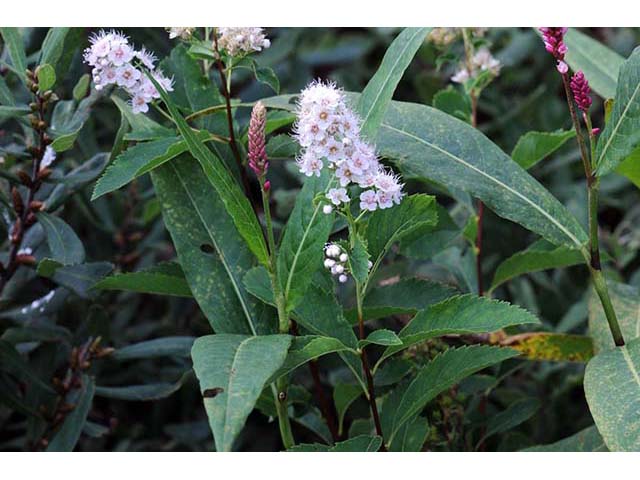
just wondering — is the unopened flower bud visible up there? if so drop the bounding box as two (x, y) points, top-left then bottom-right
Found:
(248, 101), (269, 178)
(334, 264), (344, 274)
(324, 258), (335, 269)
(322, 204), (333, 214)
(338, 274), (348, 283)
(339, 253), (348, 262)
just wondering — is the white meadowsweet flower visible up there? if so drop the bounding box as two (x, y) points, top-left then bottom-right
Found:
(451, 68), (470, 84)
(338, 274), (348, 283)
(217, 28), (271, 56)
(40, 146), (56, 170)
(472, 47), (501, 76)
(326, 188), (350, 206)
(359, 190), (378, 212)
(167, 28), (195, 40)
(136, 48), (157, 70)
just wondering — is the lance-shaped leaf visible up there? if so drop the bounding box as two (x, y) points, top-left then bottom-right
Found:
(387, 345), (518, 443)
(377, 294), (539, 366)
(47, 375), (94, 451)
(478, 398), (540, 447)
(333, 383), (362, 435)
(357, 27), (431, 139)
(524, 425), (608, 452)
(500, 332), (594, 363)
(277, 170), (334, 312)
(489, 239), (586, 292)
(0, 28), (27, 83)
(94, 261), (192, 298)
(564, 28), (623, 100)
(36, 212), (85, 265)
(289, 435), (382, 452)
(584, 337), (640, 451)
(148, 73), (269, 267)
(375, 100), (589, 252)
(94, 374), (188, 401)
(511, 129), (576, 170)
(151, 155), (270, 335)
(191, 334), (292, 452)
(112, 337), (195, 361)
(596, 47), (640, 177)
(589, 281), (640, 353)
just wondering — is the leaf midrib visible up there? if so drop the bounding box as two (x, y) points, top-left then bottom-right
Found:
(597, 81), (640, 168)
(381, 123), (585, 249)
(222, 336), (253, 451)
(622, 346), (640, 389)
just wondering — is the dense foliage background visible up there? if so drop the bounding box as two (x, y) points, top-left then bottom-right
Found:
(1, 27), (639, 452)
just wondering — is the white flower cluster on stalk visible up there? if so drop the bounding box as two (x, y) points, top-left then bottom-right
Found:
(83, 30), (174, 114)
(294, 80), (404, 213)
(167, 27), (195, 40)
(217, 28), (271, 56)
(451, 47), (501, 84)
(428, 27), (488, 47)
(324, 243), (349, 283)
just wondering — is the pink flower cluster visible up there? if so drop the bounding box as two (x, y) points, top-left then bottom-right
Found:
(293, 80), (404, 213)
(570, 71), (592, 112)
(83, 30), (174, 114)
(539, 27), (569, 74)
(248, 101), (269, 178)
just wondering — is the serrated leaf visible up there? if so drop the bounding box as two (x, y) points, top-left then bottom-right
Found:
(277, 170), (334, 311)
(357, 27), (431, 140)
(112, 337), (195, 361)
(596, 47), (640, 176)
(511, 130), (576, 170)
(524, 425), (608, 452)
(36, 212), (85, 265)
(564, 28), (623, 99)
(349, 235), (370, 284)
(191, 334), (292, 452)
(584, 337), (640, 451)
(151, 155), (270, 335)
(490, 239), (586, 292)
(94, 261), (192, 298)
(378, 294), (539, 366)
(254, 65), (279, 94)
(46, 153), (110, 211)
(359, 329), (402, 348)
(46, 375), (94, 452)
(388, 345), (518, 443)
(288, 435), (382, 452)
(589, 281), (640, 353)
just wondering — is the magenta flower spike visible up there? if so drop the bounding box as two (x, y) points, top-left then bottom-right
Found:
(539, 27), (569, 74)
(570, 71), (593, 112)
(248, 101), (269, 178)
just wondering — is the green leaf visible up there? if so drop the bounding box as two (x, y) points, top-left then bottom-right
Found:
(277, 170), (334, 311)
(151, 155), (269, 335)
(596, 47), (640, 177)
(524, 425), (608, 452)
(387, 416), (429, 452)
(378, 294), (539, 366)
(0, 74), (15, 105)
(504, 332), (594, 363)
(387, 345), (518, 443)
(0, 105), (30, 122)
(289, 435), (382, 452)
(433, 86), (472, 123)
(564, 28), (623, 100)
(365, 194), (437, 275)
(616, 146), (640, 188)
(489, 239), (586, 292)
(348, 235), (370, 284)
(40, 28), (81, 79)
(359, 329), (402, 348)
(72, 74), (90, 102)
(95, 375), (188, 401)
(47, 262), (113, 299)
(400, 203), (461, 260)
(584, 337), (640, 451)
(36, 63), (56, 92)
(333, 383), (362, 435)
(511, 130), (576, 170)
(254, 65), (279, 94)
(0, 28), (27, 83)
(357, 27), (430, 140)
(46, 375), (94, 451)
(478, 398), (539, 446)
(376, 100), (589, 252)
(36, 212), (85, 265)
(110, 95), (173, 140)
(148, 73), (270, 267)
(45, 153), (110, 211)
(0, 340), (56, 394)
(349, 278), (456, 323)
(94, 261), (192, 298)
(589, 281), (640, 353)
(191, 334), (292, 452)
(113, 337), (195, 361)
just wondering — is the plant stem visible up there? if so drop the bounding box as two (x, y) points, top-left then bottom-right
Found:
(560, 73), (625, 347)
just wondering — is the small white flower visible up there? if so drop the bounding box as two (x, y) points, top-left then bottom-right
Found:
(339, 253), (348, 262)
(324, 258), (336, 269)
(108, 42), (135, 66)
(472, 47), (501, 76)
(451, 68), (470, 84)
(136, 48), (157, 70)
(115, 64), (141, 89)
(40, 146), (56, 170)
(338, 274), (348, 283)
(334, 264), (345, 274)
(326, 188), (350, 206)
(325, 244), (341, 258)
(168, 28), (194, 40)
(217, 28), (271, 56)
(131, 94), (149, 114)
(322, 204), (333, 214)
(359, 190), (378, 211)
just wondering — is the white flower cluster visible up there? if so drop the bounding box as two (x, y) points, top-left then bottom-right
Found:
(451, 47), (501, 84)
(324, 243), (349, 283)
(294, 81), (404, 213)
(83, 30), (174, 114)
(428, 27), (488, 47)
(218, 28), (271, 56)
(167, 27), (195, 40)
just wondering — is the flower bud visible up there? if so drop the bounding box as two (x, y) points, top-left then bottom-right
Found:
(339, 253), (348, 262)
(338, 274), (348, 283)
(248, 101), (269, 178)
(322, 204), (333, 214)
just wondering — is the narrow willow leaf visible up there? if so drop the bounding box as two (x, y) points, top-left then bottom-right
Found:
(333, 383), (362, 435)
(0, 74), (15, 105)
(378, 294), (539, 366)
(479, 398), (539, 446)
(357, 27), (431, 139)
(148, 73), (270, 267)
(511, 130), (576, 170)
(365, 194), (437, 274)
(39, 28), (71, 71)
(359, 329), (402, 348)
(589, 281), (640, 353)
(95, 375), (188, 401)
(110, 95), (173, 140)
(489, 239), (586, 292)
(524, 425), (608, 452)
(349, 235), (370, 284)
(94, 261), (192, 297)
(376, 100), (589, 251)
(288, 435), (382, 452)
(191, 334), (292, 452)
(500, 332), (594, 363)
(151, 156), (270, 335)
(36, 212), (85, 265)
(46, 153), (109, 211)
(0, 340), (56, 393)
(269, 335), (354, 382)
(0, 28), (27, 83)
(584, 337), (640, 451)
(47, 375), (94, 451)
(347, 277), (457, 323)
(47, 262), (113, 299)
(113, 337), (195, 361)
(564, 28), (623, 100)
(388, 345), (518, 442)
(400, 203), (461, 260)
(596, 47), (640, 176)
(277, 170), (334, 311)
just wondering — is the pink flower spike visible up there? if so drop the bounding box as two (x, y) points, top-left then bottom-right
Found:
(539, 27), (568, 62)
(570, 71), (592, 112)
(248, 101), (269, 178)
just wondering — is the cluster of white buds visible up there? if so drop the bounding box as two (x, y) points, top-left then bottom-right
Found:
(324, 243), (349, 283)
(217, 28), (271, 56)
(428, 27), (488, 47)
(83, 30), (174, 114)
(294, 80), (404, 213)
(451, 47), (501, 84)
(167, 27), (195, 40)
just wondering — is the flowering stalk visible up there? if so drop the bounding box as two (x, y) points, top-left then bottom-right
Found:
(540, 28), (625, 346)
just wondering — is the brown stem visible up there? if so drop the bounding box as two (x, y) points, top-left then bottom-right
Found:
(212, 33), (252, 197)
